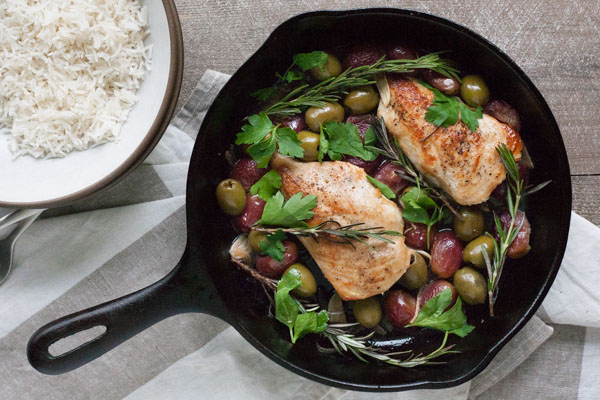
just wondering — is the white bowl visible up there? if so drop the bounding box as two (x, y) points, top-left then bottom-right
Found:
(0, 0), (183, 208)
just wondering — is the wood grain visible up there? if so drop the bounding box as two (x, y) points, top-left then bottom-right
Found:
(572, 175), (600, 226)
(172, 0), (600, 207)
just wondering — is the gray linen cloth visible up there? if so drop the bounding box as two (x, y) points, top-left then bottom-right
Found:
(0, 70), (598, 400)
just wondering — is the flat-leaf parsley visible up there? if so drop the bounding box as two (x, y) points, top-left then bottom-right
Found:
(235, 113), (304, 168)
(250, 170), (282, 201)
(406, 288), (474, 337)
(257, 191), (318, 228)
(422, 82), (482, 132)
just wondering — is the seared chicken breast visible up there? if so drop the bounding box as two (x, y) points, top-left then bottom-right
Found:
(377, 76), (522, 205)
(271, 154), (411, 300)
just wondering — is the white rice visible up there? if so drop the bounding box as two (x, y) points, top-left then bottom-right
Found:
(0, 0), (151, 158)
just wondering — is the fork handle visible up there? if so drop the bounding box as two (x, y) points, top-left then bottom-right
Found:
(8, 213), (41, 242)
(0, 209), (45, 231)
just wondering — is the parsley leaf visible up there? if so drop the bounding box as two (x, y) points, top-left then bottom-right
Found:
(293, 51), (329, 71)
(236, 113), (304, 168)
(259, 230), (286, 261)
(247, 137), (277, 168)
(425, 93), (459, 127)
(422, 82), (483, 132)
(318, 124), (329, 163)
(458, 102), (483, 132)
(258, 191), (317, 228)
(279, 69), (304, 83)
(366, 175), (396, 200)
(401, 187), (445, 248)
(403, 204), (429, 225)
(251, 86), (277, 101)
(275, 268), (329, 343)
(363, 125), (377, 147)
(251, 51), (328, 101)
(276, 127), (305, 158)
(292, 310), (329, 343)
(250, 170), (282, 201)
(405, 288), (474, 337)
(275, 270), (302, 330)
(402, 187), (437, 210)
(235, 112), (273, 145)
(324, 121), (378, 162)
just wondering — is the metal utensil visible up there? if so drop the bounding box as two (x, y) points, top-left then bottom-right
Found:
(0, 210), (43, 286)
(0, 209), (45, 231)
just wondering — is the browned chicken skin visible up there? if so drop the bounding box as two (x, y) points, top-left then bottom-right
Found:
(377, 75), (522, 205)
(271, 154), (411, 300)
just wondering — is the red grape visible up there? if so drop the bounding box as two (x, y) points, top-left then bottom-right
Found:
(384, 290), (417, 327)
(430, 231), (463, 278)
(386, 44), (417, 60)
(255, 241), (299, 278)
(418, 280), (458, 310)
(343, 44), (384, 70)
(404, 222), (437, 250)
(372, 161), (409, 196)
(484, 100), (521, 131)
(234, 194), (265, 233)
(496, 210), (531, 258)
(230, 158), (268, 191)
(276, 115), (306, 133)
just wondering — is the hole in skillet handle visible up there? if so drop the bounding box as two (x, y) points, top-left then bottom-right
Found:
(48, 325), (108, 357)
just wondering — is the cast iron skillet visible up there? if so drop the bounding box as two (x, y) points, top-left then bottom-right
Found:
(27, 8), (571, 391)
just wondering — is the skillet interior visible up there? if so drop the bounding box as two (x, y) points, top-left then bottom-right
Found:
(186, 8), (571, 391)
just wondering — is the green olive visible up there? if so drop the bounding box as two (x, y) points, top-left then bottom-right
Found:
(399, 253), (428, 289)
(343, 86), (379, 115)
(454, 267), (487, 305)
(285, 263), (317, 298)
(402, 185), (415, 196)
(353, 296), (382, 328)
(248, 230), (268, 252)
(311, 53), (342, 81)
(460, 75), (490, 107)
(305, 102), (344, 132)
(463, 235), (495, 268)
(297, 130), (320, 161)
(454, 207), (484, 242)
(216, 179), (246, 216)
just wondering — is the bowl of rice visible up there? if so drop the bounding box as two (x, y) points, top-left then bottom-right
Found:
(0, 0), (183, 207)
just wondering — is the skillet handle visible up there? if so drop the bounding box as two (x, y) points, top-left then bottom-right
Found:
(27, 248), (227, 375)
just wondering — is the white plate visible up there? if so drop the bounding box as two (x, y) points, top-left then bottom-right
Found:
(0, 0), (182, 208)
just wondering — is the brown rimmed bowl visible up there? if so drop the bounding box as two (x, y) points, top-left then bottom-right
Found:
(0, 0), (184, 209)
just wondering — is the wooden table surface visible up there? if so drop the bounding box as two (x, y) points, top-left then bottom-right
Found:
(172, 0), (600, 225)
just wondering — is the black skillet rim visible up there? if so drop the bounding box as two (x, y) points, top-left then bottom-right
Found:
(192, 7), (572, 391)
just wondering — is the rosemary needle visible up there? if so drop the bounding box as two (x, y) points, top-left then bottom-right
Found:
(367, 117), (461, 219)
(483, 144), (551, 317)
(255, 220), (402, 250)
(261, 53), (460, 117)
(230, 256), (457, 368)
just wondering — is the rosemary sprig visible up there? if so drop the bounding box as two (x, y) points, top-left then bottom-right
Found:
(254, 220), (402, 250)
(323, 329), (457, 368)
(262, 53), (460, 117)
(230, 256), (457, 367)
(367, 117), (460, 219)
(230, 256), (278, 291)
(483, 144), (551, 317)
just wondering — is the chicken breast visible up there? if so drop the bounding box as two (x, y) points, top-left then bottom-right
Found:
(377, 75), (523, 205)
(271, 154), (411, 300)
